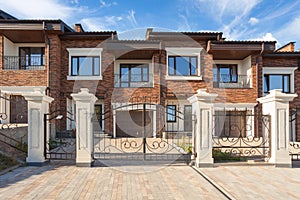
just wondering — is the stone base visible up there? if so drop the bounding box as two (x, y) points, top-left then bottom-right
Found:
(76, 161), (94, 167)
(195, 162), (214, 168)
(26, 160), (49, 166)
(275, 163), (292, 168)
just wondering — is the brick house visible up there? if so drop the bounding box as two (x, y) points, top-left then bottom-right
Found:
(0, 10), (300, 141)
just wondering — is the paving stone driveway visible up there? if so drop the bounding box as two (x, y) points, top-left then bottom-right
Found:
(200, 165), (300, 200)
(0, 161), (226, 200)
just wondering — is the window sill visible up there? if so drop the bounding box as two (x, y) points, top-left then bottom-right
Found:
(67, 75), (103, 81)
(165, 75), (203, 81)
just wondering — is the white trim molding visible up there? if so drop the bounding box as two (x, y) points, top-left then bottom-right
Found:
(0, 86), (47, 95)
(166, 47), (203, 80)
(263, 67), (297, 94)
(67, 48), (103, 80)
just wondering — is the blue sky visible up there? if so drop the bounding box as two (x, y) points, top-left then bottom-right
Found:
(1, 0), (300, 48)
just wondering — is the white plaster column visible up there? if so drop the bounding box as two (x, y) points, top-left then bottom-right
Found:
(258, 89), (297, 167)
(23, 88), (53, 165)
(71, 88), (97, 167)
(188, 89), (218, 168)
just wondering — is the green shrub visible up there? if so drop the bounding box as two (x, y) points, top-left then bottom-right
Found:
(0, 154), (18, 171)
(213, 149), (247, 162)
(16, 142), (28, 153)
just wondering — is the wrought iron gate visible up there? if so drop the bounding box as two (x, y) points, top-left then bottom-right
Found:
(93, 101), (194, 164)
(0, 93), (28, 159)
(289, 108), (300, 161)
(212, 109), (271, 161)
(44, 110), (76, 160)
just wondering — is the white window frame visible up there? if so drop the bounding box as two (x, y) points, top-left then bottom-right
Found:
(166, 48), (202, 80)
(263, 67), (297, 95)
(67, 48), (103, 80)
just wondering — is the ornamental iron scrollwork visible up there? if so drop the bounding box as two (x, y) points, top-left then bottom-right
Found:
(0, 94), (28, 159)
(212, 109), (271, 161)
(93, 100), (193, 162)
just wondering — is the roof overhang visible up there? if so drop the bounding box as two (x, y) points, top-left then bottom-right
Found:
(105, 40), (161, 59)
(207, 41), (276, 59)
(0, 20), (72, 42)
(263, 52), (300, 58)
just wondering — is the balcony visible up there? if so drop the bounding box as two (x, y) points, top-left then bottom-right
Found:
(213, 74), (251, 88)
(114, 74), (154, 88)
(3, 56), (45, 70)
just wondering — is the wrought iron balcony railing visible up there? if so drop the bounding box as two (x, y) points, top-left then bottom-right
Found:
(213, 74), (252, 88)
(3, 55), (45, 70)
(114, 74), (154, 88)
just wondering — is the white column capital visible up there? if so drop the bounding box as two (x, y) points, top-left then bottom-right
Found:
(22, 89), (54, 103)
(71, 88), (97, 103)
(187, 89), (218, 104)
(257, 89), (297, 104)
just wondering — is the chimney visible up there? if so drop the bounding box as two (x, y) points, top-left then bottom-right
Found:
(276, 42), (295, 52)
(145, 28), (153, 40)
(74, 24), (84, 32)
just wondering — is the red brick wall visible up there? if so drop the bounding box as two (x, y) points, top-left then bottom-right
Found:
(0, 35), (48, 87)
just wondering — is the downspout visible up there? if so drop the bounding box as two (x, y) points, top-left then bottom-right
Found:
(257, 42), (264, 98)
(42, 21), (51, 94)
(159, 42), (162, 106)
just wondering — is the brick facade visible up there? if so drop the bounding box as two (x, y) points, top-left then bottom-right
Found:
(1, 14), (300, 140)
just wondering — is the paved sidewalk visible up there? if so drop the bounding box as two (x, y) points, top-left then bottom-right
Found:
(200, 165), (300, 200)
(0, 162), (226, 200)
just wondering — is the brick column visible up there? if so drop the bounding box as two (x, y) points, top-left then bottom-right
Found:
(258, 89), (297, 167)
(71, 88), (97, 167)
(188, 89), (217, 167)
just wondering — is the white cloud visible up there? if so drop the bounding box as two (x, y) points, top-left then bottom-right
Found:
(274, 17), (300, 47)
(127, 10), (137, 27)
(194, 0), (261, 23)
(189, 0), (261, 40)
(177, 14), (191, 31)
(80, 16), (123, 31)
(99, 0), (117, 8)
(0, 0), (78, 20)
(248, 17), (259, 25)
(264, 1), (300, 21)
(252, 33), (277, 41)
(81, 10), (140, 32)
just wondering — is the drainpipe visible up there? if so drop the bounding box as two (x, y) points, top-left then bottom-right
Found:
(42, 21), (51, 94)
(159, 42), (163, 106)
(257, 42), (264, 98)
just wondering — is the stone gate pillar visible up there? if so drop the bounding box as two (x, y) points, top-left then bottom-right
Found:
(188, 89), (218, 168)
(258, 89), (297, 167)
(23, 88), (54, 165)
(71, 88), (97, 167)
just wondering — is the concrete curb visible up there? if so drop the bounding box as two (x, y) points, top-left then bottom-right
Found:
(0, 164), (21, 176)
(191, 166), (237, 200)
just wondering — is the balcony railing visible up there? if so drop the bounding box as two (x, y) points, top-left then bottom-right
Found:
(3, 56), (45, 70)
(213, 74), (251, 88)
(114, 74), (154, 88)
